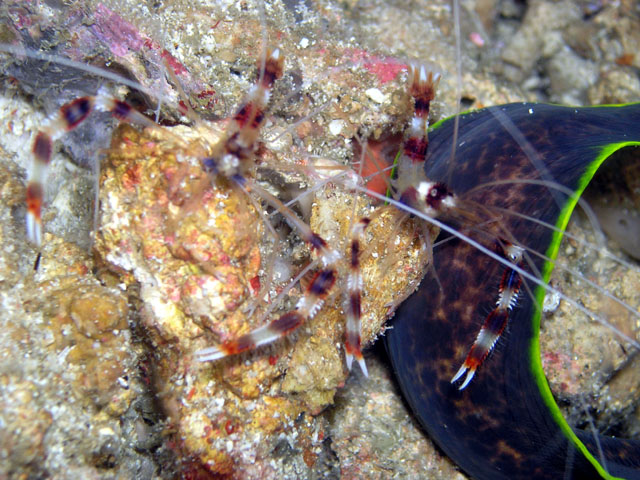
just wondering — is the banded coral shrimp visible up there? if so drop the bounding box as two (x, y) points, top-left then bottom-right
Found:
(0, 0), (639, 479)
(0, 1), (449, 477)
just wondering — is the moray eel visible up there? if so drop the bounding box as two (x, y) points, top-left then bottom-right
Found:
(385, 103), (640, 479)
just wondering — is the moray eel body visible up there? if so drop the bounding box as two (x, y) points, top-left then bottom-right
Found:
(385, 103), (640, 479)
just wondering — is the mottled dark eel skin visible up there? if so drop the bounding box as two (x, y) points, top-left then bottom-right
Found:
(385, 103), (640, 480)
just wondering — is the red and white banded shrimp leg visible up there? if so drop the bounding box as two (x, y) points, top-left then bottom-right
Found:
(343, 217), (371, 376)
(451, 241), (526, 389)
(194, 225), (341, 362)
(391, 64), (459, 222)
(25, 89), (161, 247)
(343, 62), (441, 375)
(193, 47), (345, 363)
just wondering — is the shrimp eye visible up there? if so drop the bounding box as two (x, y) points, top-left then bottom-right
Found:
(425, 182), (451, 209)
